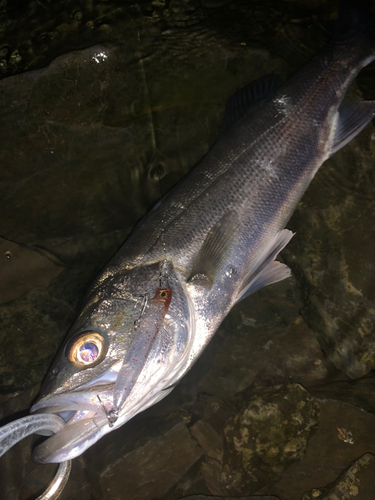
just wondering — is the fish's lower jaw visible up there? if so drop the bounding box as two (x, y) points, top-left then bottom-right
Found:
(32, 415), (108, 464)
(29, 389), (167, 463)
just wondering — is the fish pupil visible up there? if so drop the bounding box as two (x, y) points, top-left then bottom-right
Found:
(79, 342), (99, 363)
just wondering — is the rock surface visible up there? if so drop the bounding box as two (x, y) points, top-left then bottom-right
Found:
(0, 237), (64, 304)
(99, 422), (203, 500)
(283, 131), (375, 379)
(301, 453), (375, 500)
(308, 376), (375, 414)
(221, 384), (319, 495)
(194, 384), (319, 496)
(268, 399), (375, 500)
(197, 280), (328, 399)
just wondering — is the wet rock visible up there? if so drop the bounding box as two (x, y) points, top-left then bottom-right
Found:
(309, 375), (375, 414)
(282, 126), (375, 380)
(269, 400), (375, 500)
(201, 457), (225, 497)
(0, 237), (64, 304)
(99, 422), (203, 500)
(198, 280), (328, 399)
(190, 419), (225, 496)
(0, 289), (75, 392)
(220, 384), (319, 495)
(0, 40), (284, 252)
(301, 453), (375, 500)
(190, 420), (223, 463)
(0, 385), (39, 422)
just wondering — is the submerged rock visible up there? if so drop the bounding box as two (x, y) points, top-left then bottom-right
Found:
(0, 237), (64, 305)
(220, 384), (319, 495)
(198, 279), (328, 400)
(308, 375), (375, 414)
(301, 453), (375, 500)
(283, 128), (375, 380)
(99, 422), (203, 500)
(270, 399), (375, 500)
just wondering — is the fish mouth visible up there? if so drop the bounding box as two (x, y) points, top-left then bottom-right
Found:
(29, 380), (174, 463)
(30, 388), (112, 463)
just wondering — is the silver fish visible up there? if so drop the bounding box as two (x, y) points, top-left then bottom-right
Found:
(30, 14), (375, 464)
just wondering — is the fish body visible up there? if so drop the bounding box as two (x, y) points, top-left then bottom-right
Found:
(31, 15), (375, 463)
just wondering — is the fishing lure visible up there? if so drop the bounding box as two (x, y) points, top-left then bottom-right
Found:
(108, 287), (173, 424)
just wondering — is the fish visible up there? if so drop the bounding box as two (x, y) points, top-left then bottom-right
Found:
(29, 7), (375, 464)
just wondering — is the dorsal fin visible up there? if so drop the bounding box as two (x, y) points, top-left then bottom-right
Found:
(220, 74), (283, 133)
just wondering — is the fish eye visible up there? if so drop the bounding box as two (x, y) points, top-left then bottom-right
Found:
(67, 332), (106, 367)
(158, 288), (172, 299)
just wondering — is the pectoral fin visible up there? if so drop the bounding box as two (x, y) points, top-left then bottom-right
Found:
(188, 211), (240, 287)
(330, 99), (375, 156)
(236, 229), (293, 302)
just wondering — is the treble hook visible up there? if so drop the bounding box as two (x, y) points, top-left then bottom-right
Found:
(97, 395), (118, 427)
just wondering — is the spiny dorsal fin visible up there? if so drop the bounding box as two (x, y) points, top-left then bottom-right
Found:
(236, 229), (294, 302)
(330, 99), (375, 156)
(220, 74), (283, 133)
(188, 211), (239, 288)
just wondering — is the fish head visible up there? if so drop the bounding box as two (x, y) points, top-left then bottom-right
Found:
(30, 261), (192, 463)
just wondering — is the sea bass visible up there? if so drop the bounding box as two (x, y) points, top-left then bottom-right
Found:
(30, 13), (375, 463)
